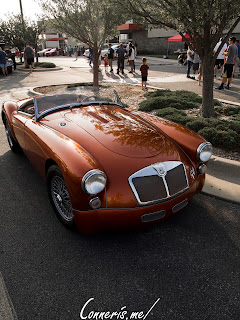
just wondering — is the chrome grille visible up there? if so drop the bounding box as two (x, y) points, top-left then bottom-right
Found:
(129, 161), (189, 205)
(132, 176), (167, 202)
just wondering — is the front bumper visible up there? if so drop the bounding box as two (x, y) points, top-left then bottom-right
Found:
(73, 174), (205, 234)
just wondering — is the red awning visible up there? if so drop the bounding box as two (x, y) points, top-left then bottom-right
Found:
(46, 37), (68, 41)
(117, 24), (142, 31)
(168, 33), (191, 42)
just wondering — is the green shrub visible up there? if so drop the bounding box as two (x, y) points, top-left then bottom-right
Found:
(155, 107), (187, 117)
(156, 108), (189, 125)
(198, 127), (239, 150)
(232, 114), (240, 122)
(145, 89), (202, 103)
(38, 62), (56, 68)
(228, 121), (240, 134)
(213, 99), (222, 107)
(143, 90), (222, 112)
(186, 118), (209, 132)
(215, 105), (240, 116)
(175, 90), (202, 104)
(67, 82), (94, 88)
(27, 62), (55, 68)
(139, 96), (199, 112)
(144, 89), (171, 98)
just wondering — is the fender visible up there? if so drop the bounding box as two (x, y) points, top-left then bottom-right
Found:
(132, 110), (206, 166)
(23, 119), (106, 210)
(1, 101), (18, 141)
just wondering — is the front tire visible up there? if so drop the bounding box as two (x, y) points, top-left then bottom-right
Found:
(3, 116), (21, 153)
(47, 165), (75, 228)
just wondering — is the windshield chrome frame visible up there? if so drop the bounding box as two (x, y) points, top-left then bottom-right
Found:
(34, 99), (124, 122)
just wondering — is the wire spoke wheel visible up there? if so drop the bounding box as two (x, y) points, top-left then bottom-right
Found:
(50, 175), (73, 222)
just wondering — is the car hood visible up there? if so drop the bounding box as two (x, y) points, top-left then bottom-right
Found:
(44, 105), (182, 159)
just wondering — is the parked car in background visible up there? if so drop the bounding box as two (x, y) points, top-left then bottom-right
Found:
(45, 48), (57, 56)
(2, 90), (212, 234)
(38, 48), (51, 56)
(0, 58), (13, 74)
(101, 44), (119, 58)
(83, 49), (89, 57)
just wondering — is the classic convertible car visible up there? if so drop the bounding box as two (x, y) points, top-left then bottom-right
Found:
(2, 91), (212, 233)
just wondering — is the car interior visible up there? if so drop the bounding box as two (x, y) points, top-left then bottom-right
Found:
(18, 99), (35, 116)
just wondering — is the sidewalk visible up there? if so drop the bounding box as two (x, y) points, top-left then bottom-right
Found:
(202, 155), (240, 204)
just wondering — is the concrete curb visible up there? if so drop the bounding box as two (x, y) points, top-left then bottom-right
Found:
(202, 155), (240, 204)
(17, 66), (62, 72)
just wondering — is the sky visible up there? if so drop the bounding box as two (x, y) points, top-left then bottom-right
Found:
(0, 0), (43, 20)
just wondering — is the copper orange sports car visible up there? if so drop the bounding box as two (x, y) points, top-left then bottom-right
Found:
(1, 91), (212, 233)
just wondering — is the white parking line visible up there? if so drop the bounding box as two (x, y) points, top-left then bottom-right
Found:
(0, 272), (18, 320)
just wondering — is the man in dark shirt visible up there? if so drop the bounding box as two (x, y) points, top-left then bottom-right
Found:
(0, 47), (8, 76)
(116, 43), (126, 75)
(107, 44), (114, 72)
(24, 44), (35, 72)
(216, 36), (238, 90)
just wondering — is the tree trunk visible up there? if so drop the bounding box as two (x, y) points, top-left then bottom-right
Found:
(202, 55), (216, 118)
(93, 45), (99, 88)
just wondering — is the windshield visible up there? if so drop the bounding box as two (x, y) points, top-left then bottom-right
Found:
(34, 86), (124, 121)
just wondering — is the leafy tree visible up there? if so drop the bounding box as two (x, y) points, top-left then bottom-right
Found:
(122, 0), (240, 117)
(0, 15), (25, 50)
(41, 0), (127, 87)
(25, 20), (46, 61)
(0, 14), (45, 62)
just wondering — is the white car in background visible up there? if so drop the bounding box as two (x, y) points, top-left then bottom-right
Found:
(38, 48), (51, 56)
(83, 49), (90, 57)
(101, 43), (119, 58)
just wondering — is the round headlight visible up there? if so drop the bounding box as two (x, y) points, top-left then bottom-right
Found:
(81, 169), (107, 195)
(197, 142), (213, 162)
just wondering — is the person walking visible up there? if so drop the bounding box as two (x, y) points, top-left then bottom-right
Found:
(140, 57), (149, 90)
(186, 45), (194, 78)
(68, 45), (72, 57)
(214, 38), (227, 77)
(192, 52), (200, 80)
(116, 43), (126, 75)
(0, 47), (8, 76)
(74, 46), (78, 61)
(107, 44), (114, 72)
(24, 44), (35, 73)
(216, 36), (238, 90)
(89, 48), (93, 67)
(128, 44), (135, 73)
(233, 39), (240, 76)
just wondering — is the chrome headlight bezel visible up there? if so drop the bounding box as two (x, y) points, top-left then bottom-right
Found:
(197, 142), (213, 162)
(81, 169), (107, 195)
